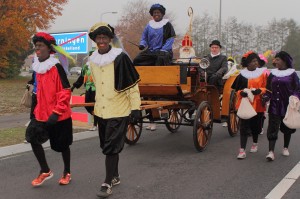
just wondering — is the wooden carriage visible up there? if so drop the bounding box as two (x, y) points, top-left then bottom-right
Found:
(126, 62), (240, 152)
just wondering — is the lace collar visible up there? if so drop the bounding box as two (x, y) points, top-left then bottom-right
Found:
(89, 48), (122, 67)
(240, 67), (265, 79)
(271, 68), (295, 77)
(32, 55), (59, 74)
(149, 19), (169, 29)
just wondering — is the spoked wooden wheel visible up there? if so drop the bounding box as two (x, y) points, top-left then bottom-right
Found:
(125, 121), (142, 145)
(193, 101), (213, 152)
(227, 90), (240, 137)
(165, 109), (183, 133)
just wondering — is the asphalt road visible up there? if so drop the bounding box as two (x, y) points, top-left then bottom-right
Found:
(1, 122), (300, 199)
(0, 112), (29, 130)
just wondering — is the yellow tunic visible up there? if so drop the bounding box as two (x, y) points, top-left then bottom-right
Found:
(90, 62), (141, 119)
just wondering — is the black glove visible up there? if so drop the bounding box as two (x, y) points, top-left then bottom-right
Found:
(240, 91), (248, 98)
(139, 45), (145, 50)
(261, 95), (270, 106)
(130, 110), (141, 124)
(46, 113), (59, 126)
(251, 89), (262, 95)
(71, 86), (75, 92)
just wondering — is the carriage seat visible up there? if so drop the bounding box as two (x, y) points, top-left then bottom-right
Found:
(135, 65), (191, 97)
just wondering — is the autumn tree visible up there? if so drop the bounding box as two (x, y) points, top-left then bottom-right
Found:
(0, 0), (68, 78)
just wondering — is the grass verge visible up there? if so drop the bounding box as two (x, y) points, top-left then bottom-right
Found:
(0, 127), (88, 147)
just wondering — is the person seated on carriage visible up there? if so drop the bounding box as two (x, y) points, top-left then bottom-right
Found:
(133, 3), (176, 131)
(133, 3), (176, 66)
(176, 34), (199, 64)
(202, 40), (228, 92)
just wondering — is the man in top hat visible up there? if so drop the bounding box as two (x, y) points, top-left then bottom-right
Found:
(205, 40), (228, 91)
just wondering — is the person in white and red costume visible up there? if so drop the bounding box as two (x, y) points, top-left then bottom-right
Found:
(26, 32), (73, 187)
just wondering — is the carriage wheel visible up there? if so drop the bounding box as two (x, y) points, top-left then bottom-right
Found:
(125, 121), (142, 145)
(193, 101), (213, 152)
(165, 109), (183, 133)
(227, 90), (240, 137)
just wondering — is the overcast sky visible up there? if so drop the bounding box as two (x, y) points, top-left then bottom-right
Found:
(46, 0), (300, 35)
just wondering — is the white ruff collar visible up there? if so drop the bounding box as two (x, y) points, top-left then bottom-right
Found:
(89, 48), (122, 67)
(271, 68), (295, 77)
(240, 67), (265, 79)
(32, 55), (59, 74)
(149, 19), (169, 29)
(211, 53), (220, 58)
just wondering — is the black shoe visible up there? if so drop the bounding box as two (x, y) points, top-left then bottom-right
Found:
(111, 175), (120, 186)
(97, 183), (112, 198)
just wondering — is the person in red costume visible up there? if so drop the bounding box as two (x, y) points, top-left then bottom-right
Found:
(25, 32), (73, 187)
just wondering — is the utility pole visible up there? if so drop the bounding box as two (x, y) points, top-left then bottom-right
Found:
(219, 0), (222, 41)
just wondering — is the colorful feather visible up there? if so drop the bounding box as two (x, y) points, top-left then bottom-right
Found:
(51, 44), (76, 75)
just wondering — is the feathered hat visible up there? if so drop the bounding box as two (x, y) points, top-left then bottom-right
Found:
(32, 32), (57, 54)
(259, 54), (268, 64)
(89, 22), (115, 41)
(32, 32), (75, 74)
(227, 56), (234, 63)
(241, 51), (265, 67)
(89, 22), (123, 49)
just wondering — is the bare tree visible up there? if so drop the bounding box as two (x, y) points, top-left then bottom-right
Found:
(192, 13), (217, 56)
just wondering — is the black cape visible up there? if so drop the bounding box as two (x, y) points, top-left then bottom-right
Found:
(114, 52), (140, 92)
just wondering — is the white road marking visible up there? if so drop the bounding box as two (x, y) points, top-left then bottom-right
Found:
(265, 161), (300, 199)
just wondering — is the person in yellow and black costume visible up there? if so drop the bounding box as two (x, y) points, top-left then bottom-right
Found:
(26, 32), (74, 187)
(88, 22), (141, 198)
(231, 51), (269, 159)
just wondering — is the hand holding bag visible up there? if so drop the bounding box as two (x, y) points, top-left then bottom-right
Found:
(283, 95), (300, 129)
(237, 97), (257, 119)
(20, 84), (33, 108)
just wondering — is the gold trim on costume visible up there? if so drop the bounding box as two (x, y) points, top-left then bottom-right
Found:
(114, 79), (141, 93)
